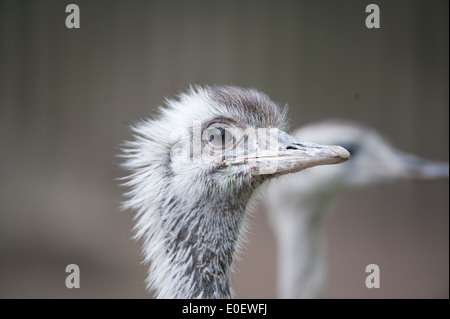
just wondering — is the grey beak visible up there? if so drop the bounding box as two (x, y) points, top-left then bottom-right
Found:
(394, 150), (449, 180)
(259, 130), (350, 176)
(278, 131), (350, 164)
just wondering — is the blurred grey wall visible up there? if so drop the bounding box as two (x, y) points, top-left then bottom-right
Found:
(0, 0), (448, 298)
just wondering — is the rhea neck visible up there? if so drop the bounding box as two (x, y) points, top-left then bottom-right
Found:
(158, 180), (258, 298)
(273, 187), (342, 299)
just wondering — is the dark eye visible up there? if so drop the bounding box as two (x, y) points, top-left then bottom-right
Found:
(207, 126), (233, 148)
(339, 143), (360, 156)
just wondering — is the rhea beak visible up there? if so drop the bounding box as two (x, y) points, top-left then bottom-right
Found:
(231, 129), (351, 176)
(384, 149), (449, 180)
(271, 131), (350, 176)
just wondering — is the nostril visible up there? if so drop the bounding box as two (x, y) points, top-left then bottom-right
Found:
(286, 146), (298, 150)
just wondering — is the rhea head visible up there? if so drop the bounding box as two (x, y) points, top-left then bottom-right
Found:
(121, 86), (350, 298)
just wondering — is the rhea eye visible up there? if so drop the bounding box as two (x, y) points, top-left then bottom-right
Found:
(339, 143), (360, 157)
(207, 127), (233, 148)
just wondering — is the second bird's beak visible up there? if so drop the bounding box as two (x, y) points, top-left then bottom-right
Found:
(381, 148), (449, 181)
(231, 129), (351, 176)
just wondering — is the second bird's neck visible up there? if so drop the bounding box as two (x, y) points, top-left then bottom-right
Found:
(273, 198), (331, 299)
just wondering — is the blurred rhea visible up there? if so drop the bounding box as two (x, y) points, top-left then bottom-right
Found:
(264, 120), (449, 299)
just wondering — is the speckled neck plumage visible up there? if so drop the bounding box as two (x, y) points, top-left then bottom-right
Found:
(159, 178), (263, 298)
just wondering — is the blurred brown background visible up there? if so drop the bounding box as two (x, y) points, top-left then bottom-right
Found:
(0, 0), (448, 298)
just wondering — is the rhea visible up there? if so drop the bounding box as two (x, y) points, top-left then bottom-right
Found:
(264, 120), (449, 298)
(120, 86), (350, 298)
